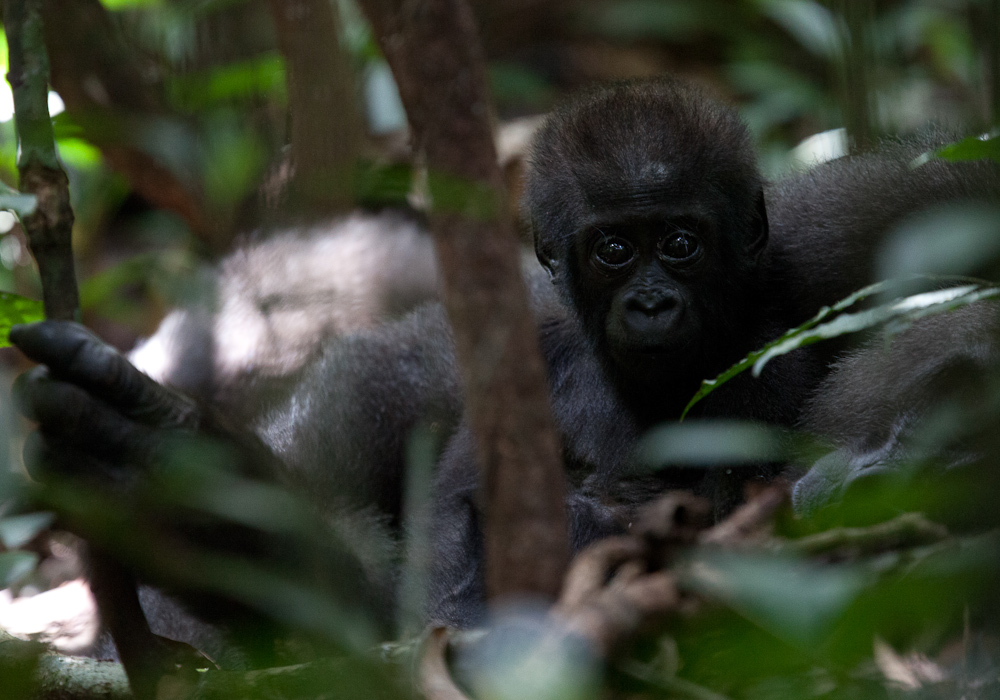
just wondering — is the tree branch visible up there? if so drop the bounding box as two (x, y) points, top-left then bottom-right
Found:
(4, 0), (76, 320)
(359, 0), (570, 605)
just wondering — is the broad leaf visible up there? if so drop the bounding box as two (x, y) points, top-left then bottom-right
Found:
(0, 513), (55, 550)
(0, 181), (36, 217)
(636, 420), (785, 469)
(0, 551), (38, 587)
(682, 280), (1000, 418)
(0, 292), (44, 347)
(932, 134), (1000, 165)
(682, 551), (867, 646)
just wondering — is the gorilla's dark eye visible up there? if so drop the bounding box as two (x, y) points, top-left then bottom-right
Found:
(659, 231), (699, 260)
(592, 237), (635, 269)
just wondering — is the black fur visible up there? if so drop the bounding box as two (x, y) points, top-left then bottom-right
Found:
(793, 303), (1000, 514)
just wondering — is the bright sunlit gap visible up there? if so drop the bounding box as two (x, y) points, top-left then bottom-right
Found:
(0, 88), (64, 123)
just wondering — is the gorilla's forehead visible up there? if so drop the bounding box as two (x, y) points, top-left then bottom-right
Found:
(576, 165), (735, 216)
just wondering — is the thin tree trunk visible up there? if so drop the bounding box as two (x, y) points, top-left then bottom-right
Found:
(359, 0), (570, 606)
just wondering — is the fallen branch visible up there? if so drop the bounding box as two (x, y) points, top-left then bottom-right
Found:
(545, 483), (954, 663)
(550, 492), (714, 656)
(779, 512), (949, 557)
(699, 483), (789, 547)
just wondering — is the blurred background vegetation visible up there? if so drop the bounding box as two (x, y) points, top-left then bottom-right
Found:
(0, 0), (998, 698)
(0, 0), (995, 345)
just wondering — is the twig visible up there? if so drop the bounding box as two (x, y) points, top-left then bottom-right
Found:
(698, 483), (789, 547)
(4, 0), (76, 320)
(556, 537), (645, 610)
(551, 494), (713, 656)
(550, 487), (788, 656)
(780, 512), (949, 557)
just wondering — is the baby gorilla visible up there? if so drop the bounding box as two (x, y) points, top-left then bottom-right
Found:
(426, 79), (1000, 625)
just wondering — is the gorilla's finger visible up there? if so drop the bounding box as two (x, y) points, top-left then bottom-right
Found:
(16, 373), (162, 466)
(10, 321), (199, 429)
(22, 430), (112, 481)
(12, 366), (50, 421)
(22, 430), (54, 481)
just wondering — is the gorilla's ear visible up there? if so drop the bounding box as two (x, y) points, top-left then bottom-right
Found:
(747, 188), (769, 262)
(532, 221), (562, 282)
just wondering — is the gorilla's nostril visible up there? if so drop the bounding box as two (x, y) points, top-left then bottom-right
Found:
(627, 290), (679, 315)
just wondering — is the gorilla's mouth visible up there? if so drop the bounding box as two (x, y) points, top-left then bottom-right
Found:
(604, 311), (700, 364)
(607, 335), (697, 367)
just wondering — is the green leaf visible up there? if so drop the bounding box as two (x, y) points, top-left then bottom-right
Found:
(585, 0), (708, 41)
(0, 181), (36, 217)
(0, 292), (43, 347)
(0, 512), (55, 550)
(0, 551), (38, 587)
(79, 254), (158, 311)
(489, 63), (555, 109)
(878, 204), (1000, 279)
(100, 0), (161, 9)
(682, 280), (999, 419)
(425, 169), (499, 220)
(759, 0), (839, 60)
(930, 134), (1000, 165)
(636, 421), (785, 469)
(681, 279), (895, 419)
(751, 285), (1000, 372)
(168, 54), (286, 110)
(55, 137), (102, 170)
(79, 250), (195, 319)
(682, 551), (868, 646)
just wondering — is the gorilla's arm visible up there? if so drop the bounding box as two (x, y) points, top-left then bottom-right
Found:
(794, 302), (1000, 513)
(10, 310), (464, 653)
(426, 421), (631, 628)
(425, 427), (485, 628)
(11, 321), (278, 484)
(767, 137), (1000, 326)
(425, 315), (640, 628)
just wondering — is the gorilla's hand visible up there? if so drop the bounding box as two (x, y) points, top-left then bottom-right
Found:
(11, 320), (202, 484)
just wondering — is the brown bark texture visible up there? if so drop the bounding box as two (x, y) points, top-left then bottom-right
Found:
(18, 162), (77, 320)
(360, 0), (570, 604)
